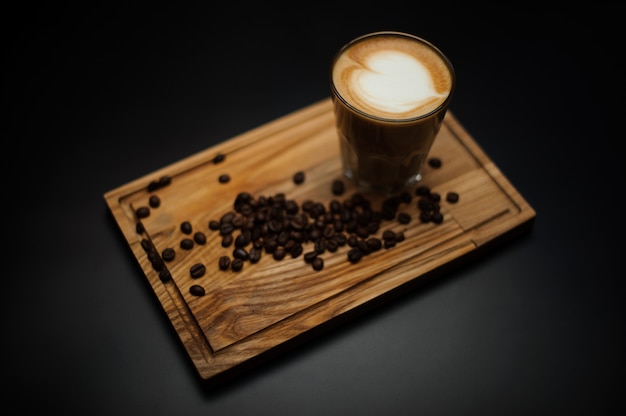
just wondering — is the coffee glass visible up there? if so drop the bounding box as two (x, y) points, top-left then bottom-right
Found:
(330, 31), (455, 194)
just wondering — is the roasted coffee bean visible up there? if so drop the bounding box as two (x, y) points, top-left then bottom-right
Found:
(331, 179), (345, 195)
(418, 198), (435, 211)
(356, 239), (370, 254)
(304, 250), (318, 263)
(141, 238), (152, 252)
(397, 212), (411, 224)
(312, 257), (324, 271)
(428, 157), (442, 168)
(159, 269), (172, 283)
(366, 222), (380, 234)
(366, 237), (382, 251)
(249, 247), (262, 263)
(218, 256), (231, 270)
(355, 225), (369, 239)
(432, 212), (444, 223)
(213, 153), (226, 164)
(231, 258), (244, 271)
(395, 231), (405, 242)
(135, 222), (145, 234)
(180, 238), (194, 250)
(232, 247), (249, 261)
(382, 230), (396, 241)
(218, 174), (231, 183)
(290, 243), (303, 258)
(314, 238), (327, 254)
(446, 192), (459, 203)
(264, 239), (278, 253)
(428, 192), (441, 202)
(235, 234), (250, 248)
(180, 221), (192, 234)
(221, 234), (233, 247)
(347, 248), (363, 263)
(147, 175), (171, 192)
(151, 255), (165, 272)
(149, 195), (161, 208)
(273, 247), (286, 260)
(293, 171), (305, 184)
(190, 284), (205, 296)
(419, 211), (433, 223)
(193, 231), (207, 245)
(208, 220), (220, 230)
(219, 222), (235, 236)
(161, 247), (176, 262)
(136, 206), (150, 219)
(190, 263), (206, 278)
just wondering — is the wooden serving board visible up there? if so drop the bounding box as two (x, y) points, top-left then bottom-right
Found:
(105, 98), (535, 382)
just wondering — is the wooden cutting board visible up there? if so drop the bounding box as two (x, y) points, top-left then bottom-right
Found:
(104, 98), (535, 382)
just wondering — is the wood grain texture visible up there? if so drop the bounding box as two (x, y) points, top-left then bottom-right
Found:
(104, 98), (535, 380)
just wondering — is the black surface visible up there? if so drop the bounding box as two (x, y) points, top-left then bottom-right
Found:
(5, 5), (624, 415)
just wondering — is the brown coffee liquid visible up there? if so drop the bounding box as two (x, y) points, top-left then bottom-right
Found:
(330, 32), (455, 193)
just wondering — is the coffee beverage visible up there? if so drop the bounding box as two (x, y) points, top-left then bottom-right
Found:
(330, 31), (455, 193)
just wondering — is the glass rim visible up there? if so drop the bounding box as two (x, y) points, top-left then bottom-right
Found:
(329, 31), (456, 123)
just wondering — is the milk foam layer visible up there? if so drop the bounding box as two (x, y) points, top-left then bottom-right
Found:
(332, 34), (453, 120)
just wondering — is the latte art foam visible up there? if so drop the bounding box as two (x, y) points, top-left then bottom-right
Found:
(332, 34), (453, 120)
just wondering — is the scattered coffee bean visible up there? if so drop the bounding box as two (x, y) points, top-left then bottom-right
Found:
(159, 269), (172, 283)
(331, 179), (345, 195)
(218, 174), (231, 183)
(218, 256), (231, 270)
(384, 239), (396, 249)
(446, 192), (459, 203)
(180, 221), (192, 234)
(249, 247), (262, 263)
(312, 257), (324, 271)
(273, 246), (286, 261)
(213, 153), (226, 164)
(149, 195), (161, 208)
(141, 238), (152, 253)
(150, 255), (165, 272)
(147, 175), (172, 192)
(347, 248), (363, 263)
(135, 222), (145, 234)
(293, 171), (305, 184)
(233, 247), (249, 261)
(193, 231), (207, 245)
(135, 206), (150, 219)
(397, 212), (411, 224)
(231, 258), (244, 271)
(432, 212), (444, 224)
(190, 284), (205, 296)
(180, 238), (194, 250)
(221, 234), (233, 247)
(366, 237), (382, 252)
(161, 247), (176, 262)
(428, 157), (442, 168)
(304, 250), (318, 263)
(190, 263), (206, 278)
(208, 220), (220, 230)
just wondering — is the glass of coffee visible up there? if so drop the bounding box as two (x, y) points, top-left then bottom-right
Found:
(330, 31), (455, 194)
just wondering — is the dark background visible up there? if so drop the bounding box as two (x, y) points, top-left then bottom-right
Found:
(4, 4), (623, 415)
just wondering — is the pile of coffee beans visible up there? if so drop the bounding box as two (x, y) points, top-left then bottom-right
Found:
(133, 155), (459, 298)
